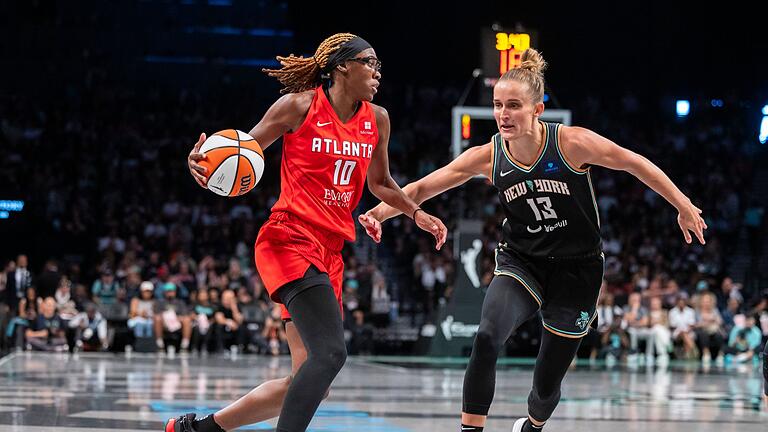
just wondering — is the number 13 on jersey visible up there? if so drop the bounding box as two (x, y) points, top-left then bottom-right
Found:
(333, 160), (357, 186)
(526, 197), (558, 220)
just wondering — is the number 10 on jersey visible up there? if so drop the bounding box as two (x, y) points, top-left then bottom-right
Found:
(333, 160), (357, 186)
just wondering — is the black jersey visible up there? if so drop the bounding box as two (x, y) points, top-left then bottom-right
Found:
(491, 121), (601, 258)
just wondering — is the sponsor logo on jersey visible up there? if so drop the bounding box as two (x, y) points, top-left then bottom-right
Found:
(543, 219), (568, 232)
(323, 189), (353, 208)
(359, 119), (374, 135)
(527, 219), (569, 234)
(544, 161), (560, 173)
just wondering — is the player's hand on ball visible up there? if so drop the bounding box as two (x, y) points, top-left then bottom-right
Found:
(358, 213), (382, 243)
(414, 210), (447, 250)
(188, 132), (209, 187)
(676, 200), (707, 245)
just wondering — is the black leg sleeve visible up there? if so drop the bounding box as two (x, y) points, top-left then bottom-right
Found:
(275, 283), (347, 432)
(762, 339), (768, 396)
(527, 329), (582, 422)
(462, 275), (540, 415)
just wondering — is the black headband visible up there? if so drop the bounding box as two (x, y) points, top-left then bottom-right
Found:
(321, 36), (373, 74)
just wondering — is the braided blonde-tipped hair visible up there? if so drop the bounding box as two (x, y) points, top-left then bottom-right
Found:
(262, 33), (357, 94)
(498, 48), (548, 104)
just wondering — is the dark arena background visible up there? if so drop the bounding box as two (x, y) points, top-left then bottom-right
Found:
(1, 1), (767, 431)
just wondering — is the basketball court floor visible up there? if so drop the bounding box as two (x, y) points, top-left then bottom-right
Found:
(0, 351), (764, 431)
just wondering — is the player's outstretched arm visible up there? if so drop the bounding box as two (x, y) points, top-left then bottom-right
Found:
(367, 142), (491, 223)
(562, 126), (707, 245)
(186, 92), (312, 188)
(365, 106), (454, 250)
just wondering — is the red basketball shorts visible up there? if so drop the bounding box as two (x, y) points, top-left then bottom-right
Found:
(254, 211), (345, 320)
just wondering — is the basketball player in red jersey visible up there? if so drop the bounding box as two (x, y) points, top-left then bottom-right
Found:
(165, 34), (447, 432)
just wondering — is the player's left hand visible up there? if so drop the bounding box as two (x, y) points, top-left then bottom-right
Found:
(414, 210), (447, 250)
(358, 213), (382, 243)
(677, 201), (707, 245)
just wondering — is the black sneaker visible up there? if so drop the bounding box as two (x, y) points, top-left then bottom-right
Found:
(164, 413), (197, 432)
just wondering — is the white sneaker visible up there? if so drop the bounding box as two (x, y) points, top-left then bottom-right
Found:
(512, 417), (527, 432)
(657, 354), (670, 368)
(734, 352), (750, 363)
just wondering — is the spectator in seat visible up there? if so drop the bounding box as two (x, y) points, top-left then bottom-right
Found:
(669, 295), (697, 359)
(591, 291), (623, 360)
(191, 287), (216, 353)
(128, 281), (156, 339)
(214, 289), (244, 353)
(92, 268), (120, 306)
(724, 314), (763, 363)
(648, 296), (672, 363)
(69, 302), (108, 351)
(154, 282), (191, 351)
(624, 292), (653, 362)
(694, 291), (725, 362)
(25, 297), (67, 351)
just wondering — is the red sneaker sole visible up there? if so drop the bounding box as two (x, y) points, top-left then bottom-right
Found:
(164, 418), (176, 432)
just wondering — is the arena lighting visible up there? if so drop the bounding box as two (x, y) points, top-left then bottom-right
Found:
(0, 200), (23, 212)
(0, 200), (23, 221)
(461, 114), (471, 139)
(710, 99), (724, 107)
(676, 100), (690, 117)
(543, 93), (550, 103)
(759, 106), (768, 144)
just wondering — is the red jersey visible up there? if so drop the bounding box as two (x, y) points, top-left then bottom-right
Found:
(270, 86), (379, 241)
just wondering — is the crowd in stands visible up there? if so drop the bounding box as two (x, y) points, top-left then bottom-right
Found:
(2, 67), (766, 359)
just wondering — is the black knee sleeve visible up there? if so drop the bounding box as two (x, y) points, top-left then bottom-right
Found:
(313, 337), (347, 375)
(474, 323), (504, 360)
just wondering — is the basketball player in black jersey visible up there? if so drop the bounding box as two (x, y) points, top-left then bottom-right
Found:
(361, 48), (707, 431)
(763, 340), (768, 407)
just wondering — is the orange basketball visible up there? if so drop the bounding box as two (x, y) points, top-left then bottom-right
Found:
(198, 129), (265, 197)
